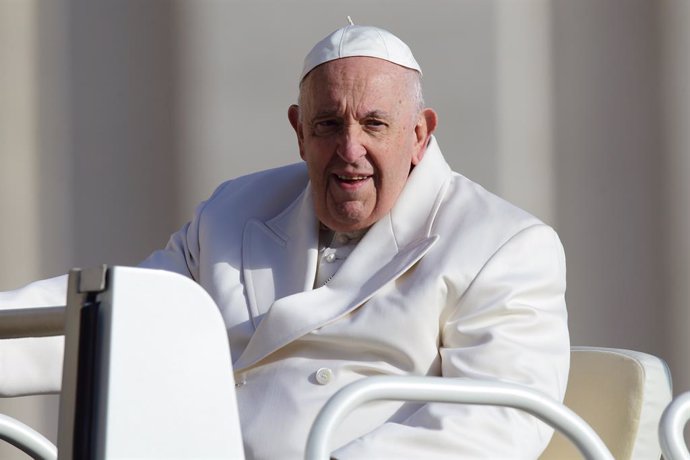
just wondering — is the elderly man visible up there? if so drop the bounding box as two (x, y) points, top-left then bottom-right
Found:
(1, 24), (569, 458)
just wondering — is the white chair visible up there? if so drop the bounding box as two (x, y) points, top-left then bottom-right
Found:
(659, 391), (690, 460)
(540, 346), (672, 460)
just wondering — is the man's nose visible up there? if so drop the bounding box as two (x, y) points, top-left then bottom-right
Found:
(336, 126), (367, 163)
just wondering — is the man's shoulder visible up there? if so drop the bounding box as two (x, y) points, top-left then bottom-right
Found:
(433, 171), (552, 257)
(425, 138), (544, 231)
(429, 171), (561, 272)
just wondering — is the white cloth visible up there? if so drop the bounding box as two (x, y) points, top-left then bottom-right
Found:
(314, 227), (365, 288)
(0, 136), (569, 459)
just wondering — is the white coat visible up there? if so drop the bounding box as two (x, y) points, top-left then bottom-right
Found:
(0, 137), (569, 459)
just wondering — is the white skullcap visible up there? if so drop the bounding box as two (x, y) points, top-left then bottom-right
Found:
(300, 23), (422, 82)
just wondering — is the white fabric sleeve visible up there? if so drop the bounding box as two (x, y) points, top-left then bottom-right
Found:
(0, 275), (67, 396)
(137, 193), (214, 281)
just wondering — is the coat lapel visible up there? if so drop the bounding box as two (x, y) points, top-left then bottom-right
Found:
(241, 185), (319, 325)
(236, 137), (451, 371)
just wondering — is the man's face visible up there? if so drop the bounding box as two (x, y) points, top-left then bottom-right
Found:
(289, 57), (435, 233)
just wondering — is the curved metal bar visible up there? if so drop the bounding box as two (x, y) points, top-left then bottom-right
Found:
(659, 391), (690, 460)
(305, 376), (613, 460)
(0, 413), (58, 460)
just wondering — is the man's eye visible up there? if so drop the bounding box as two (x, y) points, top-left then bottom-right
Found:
(313, 120), (339, 135)
(364, 119), (387, 129)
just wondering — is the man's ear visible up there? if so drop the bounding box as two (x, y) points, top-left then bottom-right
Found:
(411, 108), (438, 165)
(287, 105), (305, 159)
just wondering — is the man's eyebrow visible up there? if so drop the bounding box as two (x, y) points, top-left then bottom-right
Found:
(362, 110), (390, 119)
(311, 109), (391, 120)
(312, 109), (341, 120)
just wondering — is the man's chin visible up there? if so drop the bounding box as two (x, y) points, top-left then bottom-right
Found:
(322, 204), (374, 232)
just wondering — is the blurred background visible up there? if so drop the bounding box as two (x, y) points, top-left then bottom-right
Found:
(0, 0), (688, 457)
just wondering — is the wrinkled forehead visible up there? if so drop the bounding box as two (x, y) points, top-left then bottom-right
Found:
(301, 57), (414, 100)
(307, 55), (411, 81)
(299, 57), (419, 117)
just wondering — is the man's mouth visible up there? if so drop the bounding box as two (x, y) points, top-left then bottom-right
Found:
(335, 174), (370, 183)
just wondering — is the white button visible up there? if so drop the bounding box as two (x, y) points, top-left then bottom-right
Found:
(324, 253), (336, 263)
(336, 234), (349, 244)
(315, 368), (333, 385)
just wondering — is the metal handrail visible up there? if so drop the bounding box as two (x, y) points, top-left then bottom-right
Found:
(0, 414), (57, 460)
(0, 306), (65, 339)
(0, 308), (62, 457)
(659, 391), (690, 460)
(305, 376), (614, 460)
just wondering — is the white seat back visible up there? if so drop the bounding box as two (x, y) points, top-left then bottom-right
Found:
(540, 346), (672, 460)
(58, 266), (245, 459)
(1, 266), (246, 459)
